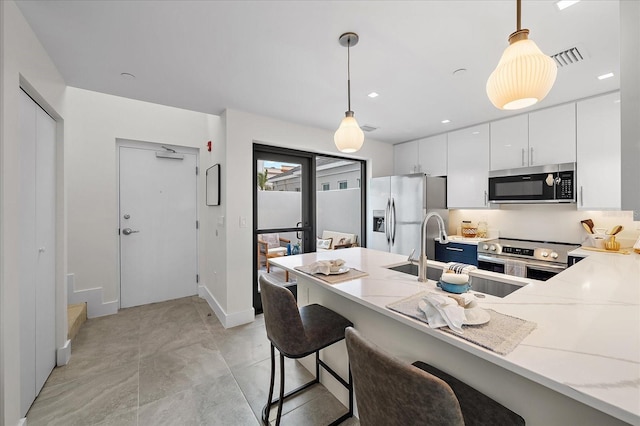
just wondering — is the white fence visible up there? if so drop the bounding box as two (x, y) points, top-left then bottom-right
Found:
(257, 188), (362, 246)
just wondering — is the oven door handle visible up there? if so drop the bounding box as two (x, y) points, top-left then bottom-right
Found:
(477, 254), (506, 264)
(525, 262), (567, 273)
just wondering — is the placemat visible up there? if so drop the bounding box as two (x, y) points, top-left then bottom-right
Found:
(294, 265), (368, 284)
(386, 291), (536, 355)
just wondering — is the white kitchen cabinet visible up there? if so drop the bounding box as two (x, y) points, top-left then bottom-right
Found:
(393, 140), (419, 174)
(528, 102), (576, 166)
(576, 92), (621, 210)
(417, 133), (447, 176)
(447, 124), (490, 208)
(490, 114), (529, 170)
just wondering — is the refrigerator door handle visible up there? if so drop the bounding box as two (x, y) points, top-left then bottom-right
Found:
(385, 198), (391, 244)
(391, 198), (397, 245)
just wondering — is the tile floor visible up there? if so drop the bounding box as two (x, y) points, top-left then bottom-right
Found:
(26, 295), (358, 425)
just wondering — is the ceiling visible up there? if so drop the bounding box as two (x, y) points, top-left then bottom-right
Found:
(16, 0), (620, 145)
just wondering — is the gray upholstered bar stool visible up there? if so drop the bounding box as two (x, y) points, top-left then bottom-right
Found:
(259, 275), (353, 425)
(345, 327), (525, 426)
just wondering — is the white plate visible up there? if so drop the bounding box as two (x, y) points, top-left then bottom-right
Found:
(464, 307), (490, 325)
(328, 267), (350, 275)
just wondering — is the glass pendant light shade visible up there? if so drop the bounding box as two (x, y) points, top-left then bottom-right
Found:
(486, 37), (557, 110)
(334, 111), (364, 153)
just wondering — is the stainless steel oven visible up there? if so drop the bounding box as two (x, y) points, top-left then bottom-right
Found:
(477, 238), (580, 281)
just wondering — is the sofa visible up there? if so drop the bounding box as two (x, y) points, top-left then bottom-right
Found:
(317, 231), (358, 251)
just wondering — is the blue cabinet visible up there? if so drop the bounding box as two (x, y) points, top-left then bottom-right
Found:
(435, 242), (478, 266)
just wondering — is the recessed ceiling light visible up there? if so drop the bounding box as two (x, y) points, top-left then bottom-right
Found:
(472, 131), (480, 135)
(441, 119), (451, 124)
(597, 72), (614, 80)
(452, 68), (467, 76)
(555, 0), (580, 11)
(367, 92), (379, 98)
(120, 72), (136, 80)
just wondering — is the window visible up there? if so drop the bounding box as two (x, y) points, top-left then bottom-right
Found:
(339, 180), (348, 190)
(321, 183), (330, 191)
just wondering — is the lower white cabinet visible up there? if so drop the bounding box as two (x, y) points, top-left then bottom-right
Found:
(576, 92), (621, 210)
(447, 124), (490, 209)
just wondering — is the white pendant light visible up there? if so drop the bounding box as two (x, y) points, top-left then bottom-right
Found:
(486, 0), (557, 110)
(335, 32), (364, 153)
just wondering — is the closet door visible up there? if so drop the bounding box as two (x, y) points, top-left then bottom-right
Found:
(34, 101), (56, 393)
(19, 89), (56, 416)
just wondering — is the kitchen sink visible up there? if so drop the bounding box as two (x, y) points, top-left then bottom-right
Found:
(386, 263), (443, 281)
(386, 263), (524, 298)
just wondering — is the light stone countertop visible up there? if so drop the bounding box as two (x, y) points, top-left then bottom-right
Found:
(270, 247), (640, 425)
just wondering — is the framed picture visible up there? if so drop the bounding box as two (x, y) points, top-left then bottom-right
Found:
(206, 164), (220, 206)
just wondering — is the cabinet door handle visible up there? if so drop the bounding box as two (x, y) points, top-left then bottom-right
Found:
(530, 147), (534, 165)
(484, 190), (488, 206)
(580, 186), (584, 207)
(522, 148), (525, 167)
(445, 247), (464, 252)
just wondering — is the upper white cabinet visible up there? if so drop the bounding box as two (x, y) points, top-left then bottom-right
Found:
(447, 124), (490, 209)
(528, 103), (576, 166)
(576, 92), (621, 210)
(490, 115), (529, 170)
(417, 134), (447, 176)
(393, 140), (419, 175)
(394, 135), (447, 176)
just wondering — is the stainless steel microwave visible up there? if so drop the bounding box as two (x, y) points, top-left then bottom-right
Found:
(488, 163), (576, 204)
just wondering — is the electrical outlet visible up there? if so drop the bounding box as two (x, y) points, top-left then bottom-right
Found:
(239, 216), (247, 228)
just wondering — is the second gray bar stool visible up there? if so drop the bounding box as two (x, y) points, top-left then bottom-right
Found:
(259, 275), (353, 425)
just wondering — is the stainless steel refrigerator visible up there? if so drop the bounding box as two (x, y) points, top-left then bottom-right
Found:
(368, 174), (447, 258)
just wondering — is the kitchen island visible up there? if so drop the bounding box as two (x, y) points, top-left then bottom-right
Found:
(269, 247), (640, 425)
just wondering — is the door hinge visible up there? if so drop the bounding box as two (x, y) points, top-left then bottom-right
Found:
(196, 166), (199, 175)
(196, 220), (199, 229)
(196, 274), (199, 283)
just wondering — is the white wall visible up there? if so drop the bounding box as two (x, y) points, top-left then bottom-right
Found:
(1, 1), (67, 424)
(222, 109), (393, 323)
(63, 87), (222, 306)
(317, 188), (362, 243)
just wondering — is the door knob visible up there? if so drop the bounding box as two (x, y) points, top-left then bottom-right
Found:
(122, 228), (140, 235)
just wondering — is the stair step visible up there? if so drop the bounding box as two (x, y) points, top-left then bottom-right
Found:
(67, 303), (87, 340)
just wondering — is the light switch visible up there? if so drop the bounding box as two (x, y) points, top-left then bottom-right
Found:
(239, 216), (247, 228)
(218, 216), (225, 226)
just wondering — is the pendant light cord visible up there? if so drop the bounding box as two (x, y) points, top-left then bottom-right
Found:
(347, 38), (352, 112)
(516, 0), (521, 31)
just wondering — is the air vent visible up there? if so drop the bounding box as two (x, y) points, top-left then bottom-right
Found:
(550, 46), (585, 67)
(360, 125), (378, 132)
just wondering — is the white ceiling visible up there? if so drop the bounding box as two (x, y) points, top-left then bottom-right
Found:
(16, 0), (620, 144)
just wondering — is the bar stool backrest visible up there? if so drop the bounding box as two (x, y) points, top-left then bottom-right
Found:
(345, 327), (464, 426)
(259, 275), (308, 355)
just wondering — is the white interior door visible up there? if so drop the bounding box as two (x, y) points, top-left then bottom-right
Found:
(119, 145), (198, 308)
(19, 89), (56, 416)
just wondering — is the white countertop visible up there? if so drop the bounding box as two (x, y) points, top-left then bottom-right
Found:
(270, 247), (640, 425)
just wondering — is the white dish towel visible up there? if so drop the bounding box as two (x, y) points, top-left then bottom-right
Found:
(419, 293), (466, 334)
(446, 262), (477, 274)
(304, 259), (345, 275)
(504, 259), (526, 278)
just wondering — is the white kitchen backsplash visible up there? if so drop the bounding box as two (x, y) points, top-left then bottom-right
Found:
(449, 205), (639, 246)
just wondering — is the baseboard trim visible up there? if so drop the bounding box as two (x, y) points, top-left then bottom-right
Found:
(198, 284), (254, 328)
(67, 273), (118, 318)
(56, 339), (71, 366)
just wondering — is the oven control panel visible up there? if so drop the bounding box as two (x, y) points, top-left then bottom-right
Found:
(502, 246), (534, 257)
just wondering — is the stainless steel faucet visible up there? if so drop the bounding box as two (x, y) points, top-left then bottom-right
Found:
(418, 212), (449, 282)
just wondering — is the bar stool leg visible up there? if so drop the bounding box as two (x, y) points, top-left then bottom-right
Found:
(276, 353), (285, 426)
(263, 344), (276, 425)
